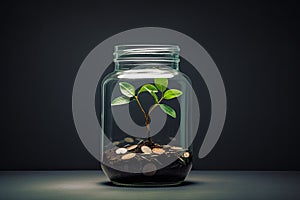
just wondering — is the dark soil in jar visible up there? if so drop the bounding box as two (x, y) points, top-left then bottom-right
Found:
(101, 138), (192, 186)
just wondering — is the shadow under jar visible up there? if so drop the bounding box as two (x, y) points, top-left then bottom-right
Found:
(100, 45), (193, 186)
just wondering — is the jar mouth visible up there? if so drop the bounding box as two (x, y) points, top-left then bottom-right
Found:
(114, 44), (180, 63)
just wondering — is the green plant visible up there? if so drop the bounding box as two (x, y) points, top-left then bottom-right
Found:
(111, 78), (182, 139)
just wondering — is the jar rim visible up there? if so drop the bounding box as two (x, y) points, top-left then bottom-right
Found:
(113, 44), (180, 63)
(114, 44), (180, 51)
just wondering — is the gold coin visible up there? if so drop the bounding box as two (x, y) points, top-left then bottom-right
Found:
(115, 147), (127, 154)
(112, 141), (120, 146)
(183, 152), (190, 158)
(171, 146), (183, 150)
(127, 144), (138, 151)
(141, 145), (152, 154)
(121, 153), (136, 160)
(152, 148), (165, 155)
(124, 137), (134, 143)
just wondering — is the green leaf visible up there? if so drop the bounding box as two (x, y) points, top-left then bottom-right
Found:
(154, 78), (168, 92)
(119, 82), (135, 97)
(111, 96), (131, 106)
(159, 104), (176, 118)
(138, 84), (159, 103)
(163, 89), (183, 100)
(138, 84), (158, 94)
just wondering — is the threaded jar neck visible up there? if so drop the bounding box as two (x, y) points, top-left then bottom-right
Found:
(113, 45), (180, 70)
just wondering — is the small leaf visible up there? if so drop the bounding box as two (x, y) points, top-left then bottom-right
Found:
(159, 104), (176, 118)
(119, 82), (135, 97)
(138, 84), (158, 94)
(111, 96), (131, 106)
(163, 89), (183, 100)
(154, 78), (168, 92)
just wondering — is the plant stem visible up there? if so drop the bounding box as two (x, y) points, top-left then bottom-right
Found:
(135, 95), (164, 140)
(147, 97), (164, 117)
(134, 96), (147, 119)
(134, 96), (150, 137)
(144, 97), (164, 138)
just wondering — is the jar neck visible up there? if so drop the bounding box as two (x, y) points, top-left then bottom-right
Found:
(113, 45), (180, 71)
(115, 61), (179, 71)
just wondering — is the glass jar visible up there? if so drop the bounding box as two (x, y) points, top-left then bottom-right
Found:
(100, 45), (193, 186)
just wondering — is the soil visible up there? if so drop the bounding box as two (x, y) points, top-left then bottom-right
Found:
(101, 138), (192, 186)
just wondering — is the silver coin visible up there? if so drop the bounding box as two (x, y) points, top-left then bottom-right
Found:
(115, 147), (128, 154)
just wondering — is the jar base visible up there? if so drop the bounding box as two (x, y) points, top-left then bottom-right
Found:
(111, 180), (183, 187)
(101, 160), (192, 187)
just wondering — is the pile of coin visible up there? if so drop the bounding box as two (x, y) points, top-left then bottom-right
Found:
(103, 137), (192, 171)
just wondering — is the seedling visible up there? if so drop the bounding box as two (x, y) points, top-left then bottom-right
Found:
(111, 78), (183, 140)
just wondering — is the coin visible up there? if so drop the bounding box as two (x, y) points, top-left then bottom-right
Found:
(115, 148), (127, 154)
(171, 146), (183, 150)
(183, 152), (190, 158)
(127, 144), (137, 151)
(124, 137), (134, 143)
(141, 145), (152, 154)
(121, 153), (136, 160)
(112, 141), (120, 146)
(152, 148), (165, 155)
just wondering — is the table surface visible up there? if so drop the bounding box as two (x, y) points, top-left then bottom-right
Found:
(0, 171), (299, 200)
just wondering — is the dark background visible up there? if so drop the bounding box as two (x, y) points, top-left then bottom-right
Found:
(0, 1), (298, 170)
